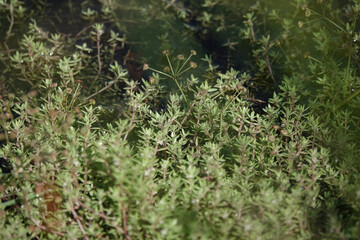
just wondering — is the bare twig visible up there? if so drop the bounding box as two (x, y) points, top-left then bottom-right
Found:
(123, 103), (138, 141)
(120, 186), (132, 240)
(76, 200), (125, 234)
(29, 216), (65, 237)
(83, 78), (120, 102)
(265, 51), (275, 84)
(69, 200), (89, 240)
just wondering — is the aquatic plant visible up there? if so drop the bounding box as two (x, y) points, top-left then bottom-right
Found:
(0, 0), (359, 239)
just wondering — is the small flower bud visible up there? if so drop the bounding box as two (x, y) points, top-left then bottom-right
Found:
(28, 90), (38, 98)
(268, 135), (276, 142)
(298, 21), (304, 28)
(237, 85), (246, 92)
(163, 66), (170, 72)
(89, 98), (96, 105)
(143, 63), (149, 70)
(190, 61), (197, 68)
(149, 77), (155, 84)
(162, 50), (169, 55)
(65, 88), (72, 94)
(97, 29), (104, 36)
(190, 50), (196, 56)
(272, 125), (280, 131)
(8, 93), (15, 100)
(177, 54), (184, 60)
(280, 129), (289, 136)
(200, 89), (208, 96)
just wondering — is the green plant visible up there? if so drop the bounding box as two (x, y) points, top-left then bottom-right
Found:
(0, 0), (359, 239)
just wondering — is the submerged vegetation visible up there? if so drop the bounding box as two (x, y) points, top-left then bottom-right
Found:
(0, 0), (359, 239)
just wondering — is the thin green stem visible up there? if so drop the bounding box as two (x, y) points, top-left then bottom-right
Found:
(173, 77), (188, 102)
(344, 11), (358, 97)
(175, 59), (181, 75)
(148, 66), (187, 102)
(220, 90), (243, 138)
(83, 78), (121, 102)
(68, 83), (81, 111)
(178, 54), (192, 74)
(177, 66), (193, 76)
(344, 45), (352, 97)
(6, 7), (14, 38)
(307, 55), (322, 64)
(165, 54), (175, 76)
(308, 8), (345, 33)
(148, 67), (173, 79)
(335, 88), (360, 112)
(320, 88), (360, 119)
